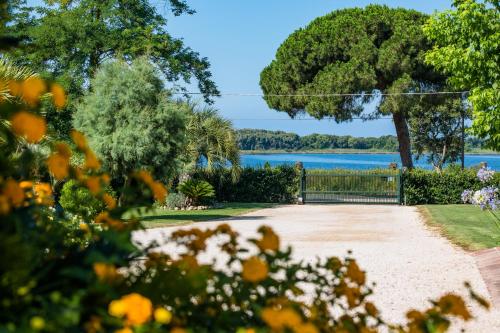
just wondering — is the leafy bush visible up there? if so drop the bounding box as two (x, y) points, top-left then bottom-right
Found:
(195, 165), (299, 203)
(403, 166), (500, 205)
(165, 192), (187, 209)
(178, 179), (215, 206)
(59, 179), (108, 219)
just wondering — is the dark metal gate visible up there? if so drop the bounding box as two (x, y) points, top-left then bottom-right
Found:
(299, 169), (402, 204)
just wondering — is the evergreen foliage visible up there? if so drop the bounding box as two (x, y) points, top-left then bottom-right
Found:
(260, 5), (448, 168)
(73, 58), (187, 182)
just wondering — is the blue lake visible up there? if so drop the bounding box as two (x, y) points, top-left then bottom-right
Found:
(241, 153), (500, 170)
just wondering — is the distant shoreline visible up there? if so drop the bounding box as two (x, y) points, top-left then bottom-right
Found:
(240, 149), (500, 155)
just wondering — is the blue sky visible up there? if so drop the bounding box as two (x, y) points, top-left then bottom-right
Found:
(163, 0), (453, 136)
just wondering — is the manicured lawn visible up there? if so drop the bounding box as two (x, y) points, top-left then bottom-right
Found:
(133, 203), (277, 228)
(419, 205), (500, 250)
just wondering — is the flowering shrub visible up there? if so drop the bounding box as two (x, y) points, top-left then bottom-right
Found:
(462, 167), (500, 211)
(0, 77), (490, 333)
(477, 167), (495, 183)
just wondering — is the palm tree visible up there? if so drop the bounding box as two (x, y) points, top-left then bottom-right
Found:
(185, 103), (241, 180)
(0, 57), (36, 100)
(0, 57), (37, 146)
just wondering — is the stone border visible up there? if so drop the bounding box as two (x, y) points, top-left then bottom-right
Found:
(473, 247), (500, 308)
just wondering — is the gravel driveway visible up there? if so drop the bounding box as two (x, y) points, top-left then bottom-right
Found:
(135, 204), (500, 332)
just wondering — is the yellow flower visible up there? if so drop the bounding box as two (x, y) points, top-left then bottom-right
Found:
(294, 323), (318, 333)
(21, 77), (46, 105)
(19, 181), (33, 189)
(242, 256), (268, 283)
(3, 179), (24, 207)
(151, 181), (167, 202)
(84, 151), (101, 170)
(79, 223), (90, 233)
(86, 176), (101, 194)
(261, 307), (302, 330)
(101, 173), (111, 184)
(260, 308), (281, 330)
(346, 260), (365, 285)
(136, 170), (154, 185)
(279, 308), (302, 328)
(406, 309), (425, 322)
(344, 286), (361, 308)
(10, 111), (47, 143)
(55, 142), (72, 158)
(95, 211), (109, 224)
(115, 328), (133, 333)
(154, 307), (172, 324)
(365, 302), (378, 317)
(50, 83), (66, 108)
(437, 294), (471, 320)
(47, 153), (70, 180)
(30, 316), (45, 330)
(0, 195), (10, 215)
(102, 193), (117, 209)
(93, 262), (119, 282)
(256, 227), (280, 252)
(34, 183), (53, 205)
(109, 299), (127, 317)
(109, 293), (153, 326)
(71, 130), (88, 150)
(8, 80), (22, 96)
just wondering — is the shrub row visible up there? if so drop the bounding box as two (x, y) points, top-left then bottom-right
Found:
(402, 166), (500, 205)
(194, 165), (299, 203)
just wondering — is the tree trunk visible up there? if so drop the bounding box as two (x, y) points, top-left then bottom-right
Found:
(118, 175), (129, 207)
(392, 112), (414, 169)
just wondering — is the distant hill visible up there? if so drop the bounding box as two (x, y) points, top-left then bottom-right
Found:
(236, 129), (487, 152)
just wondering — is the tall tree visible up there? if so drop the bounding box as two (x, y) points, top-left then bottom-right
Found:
(408, 94), (469, 171)
(8, 0), (218, 137)
(424, 0), (499, 150)
(10, 0), (217, 98)
(260, 5), (447, 168)
(73, 58), (187, 183)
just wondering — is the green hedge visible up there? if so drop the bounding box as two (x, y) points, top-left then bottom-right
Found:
(402, 166), (500, 205)
(194, 165), (299, 203)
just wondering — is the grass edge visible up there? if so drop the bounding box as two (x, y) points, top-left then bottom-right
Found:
(416, 205), (478, 252)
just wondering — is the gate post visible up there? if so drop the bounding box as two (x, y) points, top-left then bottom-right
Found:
(397, 169), (403, 205)
(299, 168), (306, 204)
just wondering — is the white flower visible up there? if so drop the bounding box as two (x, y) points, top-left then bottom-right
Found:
(472, 190), (484, 205)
